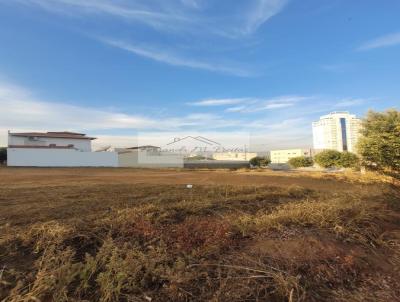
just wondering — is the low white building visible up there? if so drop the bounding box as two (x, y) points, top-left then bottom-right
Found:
(7, 131), (118, 167)
(270, 148), (312, 164)
(212, 152), (257, 161)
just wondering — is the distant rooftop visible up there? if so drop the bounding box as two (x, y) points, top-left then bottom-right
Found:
(9, 131), (96, 140)
(328, 111), (350, 114)
(127, 145), (160, 150)
(8, 144), (75, 149)
(313, 111), (358, 121)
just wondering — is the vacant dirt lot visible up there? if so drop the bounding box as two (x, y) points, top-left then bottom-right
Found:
(0, 167), (399, 301)
(0, 167), (375, 190)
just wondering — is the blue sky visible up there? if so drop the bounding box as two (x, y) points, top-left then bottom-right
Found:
(0, 0), (399, 149)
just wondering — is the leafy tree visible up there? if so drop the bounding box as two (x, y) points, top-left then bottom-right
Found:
(0, 147), (6, 165)
(262, 157), (272, 166)
(357, 109), (400, 172)
(250, 156), (271, 167)
(288, 156), (313, 168)
(339, 152), (359, 168)
(314, 150), (342, 168)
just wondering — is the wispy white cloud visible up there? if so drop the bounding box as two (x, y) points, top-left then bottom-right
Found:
(16, 0), (288, 37)
(226, 106), (248, 113)
(358, 32), (400, 51)
(0, 79), (312, 149)
(189, 98), (250, 106)
(3, 80), (372, 150)
(0, 80), (242, 138)
(189, 95), (307, 111)
(225, 95), (310, 113)
(0, 83), (157, 130)
(243, 0), (289, 34)
(262, 101), (294, 109)
(101, 38), (253, 76)
(10, 0), (288, 75)
(15, 0), (191, 31)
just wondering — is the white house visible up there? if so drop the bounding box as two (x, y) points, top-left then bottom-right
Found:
(7, 131), (118, 167)
(8, 131), (95, 151)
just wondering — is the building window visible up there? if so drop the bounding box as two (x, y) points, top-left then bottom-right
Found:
(340, 118), (348, 151)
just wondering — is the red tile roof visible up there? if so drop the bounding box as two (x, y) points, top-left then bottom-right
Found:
(9, 131), (96, 140)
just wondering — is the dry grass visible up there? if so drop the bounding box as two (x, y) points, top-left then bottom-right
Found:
(236, 195), (384, 242)
(0, 168), (399, 301)
(237, 168), (398, 185)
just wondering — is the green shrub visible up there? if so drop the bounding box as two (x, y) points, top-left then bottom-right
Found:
(339, 152), (359, 168)
(288, 156), (313, 168)
(314, 150), (342, 168)
(249, 156), (271, 167)
(314, 150), (360, 169)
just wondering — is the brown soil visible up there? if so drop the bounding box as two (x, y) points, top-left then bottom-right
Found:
(0, 167), (366, 191)
(0, 167), (399, 301)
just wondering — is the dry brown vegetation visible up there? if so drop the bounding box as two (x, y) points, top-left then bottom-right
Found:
(0, 167), (399, 301)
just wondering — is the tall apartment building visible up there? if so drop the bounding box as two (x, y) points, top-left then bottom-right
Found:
(312, 112), (362, 153)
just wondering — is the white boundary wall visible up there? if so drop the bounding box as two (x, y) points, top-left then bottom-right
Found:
(118, 151), (184, 168)
(7, 148), (118, 167)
